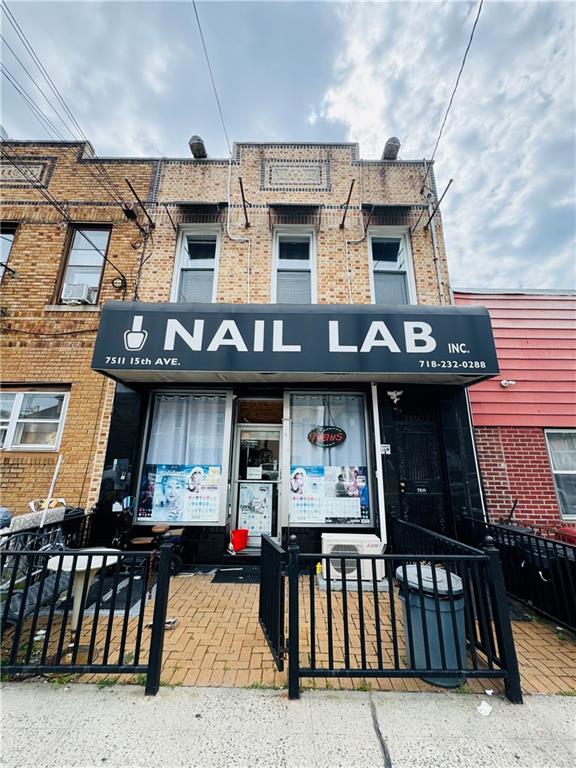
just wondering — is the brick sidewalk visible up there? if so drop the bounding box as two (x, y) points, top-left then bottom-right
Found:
(154, 571), (576, 695)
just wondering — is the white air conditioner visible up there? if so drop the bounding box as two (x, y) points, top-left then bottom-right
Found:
(321, 533), (385, 582)
(61, 283), (97, 305)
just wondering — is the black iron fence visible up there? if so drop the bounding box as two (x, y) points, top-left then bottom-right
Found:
(1, 543), (172, 695)
(456, 514), (576, 633)
(258, 521), (522, 703)
(0, 509), (95, 552)
(259, 535), (286, 671)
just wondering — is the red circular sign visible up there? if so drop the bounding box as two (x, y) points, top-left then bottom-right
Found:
(307, 426), (347, 448)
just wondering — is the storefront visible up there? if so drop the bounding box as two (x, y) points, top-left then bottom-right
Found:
(92, 302), (499, 561)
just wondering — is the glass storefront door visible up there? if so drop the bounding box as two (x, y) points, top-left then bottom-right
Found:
(233, 426), (281, 548)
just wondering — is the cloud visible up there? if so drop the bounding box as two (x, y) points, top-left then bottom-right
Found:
(316, 1), (576, 290)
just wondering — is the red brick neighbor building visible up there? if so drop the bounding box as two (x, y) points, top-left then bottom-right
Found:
(454, 290), (576, 534)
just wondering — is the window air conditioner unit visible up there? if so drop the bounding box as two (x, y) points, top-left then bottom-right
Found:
(321, 533), (385, 582)
(61, 283), (97, 305)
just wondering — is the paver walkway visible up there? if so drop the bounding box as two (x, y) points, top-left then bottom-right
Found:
(152, 571), (576, 694)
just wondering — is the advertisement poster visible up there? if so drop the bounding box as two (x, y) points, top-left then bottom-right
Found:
(289, 465), (370, 524)
(289, 465), (325, 523)
(137, 463), (221, 523)
(238, 482), (273, 541)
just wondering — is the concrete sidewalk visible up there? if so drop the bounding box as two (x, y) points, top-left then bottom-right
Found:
(2, 683), (575, 768)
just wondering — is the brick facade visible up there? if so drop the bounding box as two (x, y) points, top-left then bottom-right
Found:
(1, 139), (450, 517)
(0, 142), (154, 514)
(474, 426), (564, 531)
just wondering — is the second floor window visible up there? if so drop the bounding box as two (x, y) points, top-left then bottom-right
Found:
(371, 236), (412, 305)
(274, 233), (314, 304)
(1, 223), (17, 283)
(60, 227), (111, 304)
(174, 233), (218, 303)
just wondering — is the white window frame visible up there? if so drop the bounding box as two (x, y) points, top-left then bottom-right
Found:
(0, 223), (17, 284)
(170, 225), (221, 304)
(0, 391), (69, 451)
(281, 390), (374, 528)
(368, 227), (418, 305)
(134, 388), (234, 526)
(271, 228), (317, 304)
(545, 429), (576, 519)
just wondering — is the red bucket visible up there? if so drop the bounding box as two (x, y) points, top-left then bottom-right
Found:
(230, 528), (249, 552)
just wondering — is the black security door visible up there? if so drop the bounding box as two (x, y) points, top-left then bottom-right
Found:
(380, 389), (452, 536)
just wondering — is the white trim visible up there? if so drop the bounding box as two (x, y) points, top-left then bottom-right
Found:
(370, 383), (387, 546)
(544, 429), (576, 520)
(367, 227), (418, 305)
(134, 388), (234, 526)
(284, 390), (374, 528)
(464, 388), (487, 520)
(170, 225), (221, 304)
(0, 391), (69, 451)
(271, 227), (317, 304)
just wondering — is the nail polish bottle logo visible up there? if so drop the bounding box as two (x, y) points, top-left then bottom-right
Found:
(124, 315), (148, 351)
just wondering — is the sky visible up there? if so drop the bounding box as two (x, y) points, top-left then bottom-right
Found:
(1, 0), (575, 291)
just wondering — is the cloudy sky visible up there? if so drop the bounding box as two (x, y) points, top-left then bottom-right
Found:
(2, 0), (575, 290)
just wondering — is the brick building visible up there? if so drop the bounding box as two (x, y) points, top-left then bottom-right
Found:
(454, 290), (576, 533)
(2, 137), (500, 561)
(0, 141), (155, 516)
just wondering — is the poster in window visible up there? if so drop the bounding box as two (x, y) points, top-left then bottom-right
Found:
(238, 482), (273, 538)
(289, 465), (370, 525)
(137, 463), (221, 523)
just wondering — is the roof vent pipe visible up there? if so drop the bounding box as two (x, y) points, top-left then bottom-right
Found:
(382, 137), (401, 161)
(189, 135), (207, 159)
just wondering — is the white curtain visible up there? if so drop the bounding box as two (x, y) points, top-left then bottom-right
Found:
(146, 394), (226, 466)
(290, 394), (367, 467)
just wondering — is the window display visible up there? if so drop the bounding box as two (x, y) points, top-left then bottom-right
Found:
(137, 393), (226, 523)
(289, 394), (371, 525)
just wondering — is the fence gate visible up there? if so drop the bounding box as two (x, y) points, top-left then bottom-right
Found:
(258, 535), (286, 671)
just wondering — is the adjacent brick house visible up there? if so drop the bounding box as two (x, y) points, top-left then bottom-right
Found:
(454, 290), (576, 533)
(2, 137), (500, 562)
(0, 141), (155, 515)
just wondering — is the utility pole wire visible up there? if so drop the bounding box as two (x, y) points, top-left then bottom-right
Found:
(191, 0), (232, 155)
(430, 0), (484, 163)
(1, 0), (126, 204)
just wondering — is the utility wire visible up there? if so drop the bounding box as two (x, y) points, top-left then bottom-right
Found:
(422, 0), (484, 193)
(430, 0), (484, 163)
(0, 62), (127, 207)
(0, 145), (129, 291)
(191, 0), (232, 154)
(1, 1), (126, 204)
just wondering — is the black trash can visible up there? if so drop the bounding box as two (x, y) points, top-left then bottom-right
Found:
(396, 564), (466, 687)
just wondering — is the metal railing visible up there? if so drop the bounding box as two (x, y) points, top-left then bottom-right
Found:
(456, 513), (576, 632)
(259, 535), (286, 671)
(1, 543), (172, 695)
(280, 526), (522, 703)
(0, 510), (95, 552)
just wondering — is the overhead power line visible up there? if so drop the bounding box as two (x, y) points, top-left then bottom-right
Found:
(1, 0), (127, 204)
(430, 0), (484, 164)
(0, 144), (129, 293)
(0, 62), (127, 207)
(191, 0), (232, 155)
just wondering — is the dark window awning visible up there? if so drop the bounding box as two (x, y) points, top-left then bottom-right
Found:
(268, 203), (322, 230)
(163, 201), (228, 226)
(362, 204), (425, 228)
(92, 302), (499, 386)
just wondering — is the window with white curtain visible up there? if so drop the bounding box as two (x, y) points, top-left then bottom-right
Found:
(288, 393), (371, 525)
(173, 231), (218, 303)
(369, 232), (415, 305)
(137, 393), (228, 524)
(274, 232), (315, 303)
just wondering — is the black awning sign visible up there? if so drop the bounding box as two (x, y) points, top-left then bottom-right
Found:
(92, 302), (499, 378)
